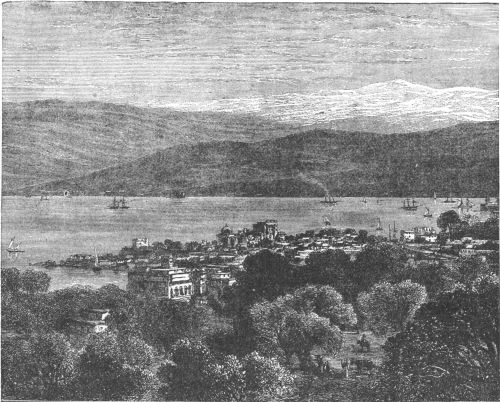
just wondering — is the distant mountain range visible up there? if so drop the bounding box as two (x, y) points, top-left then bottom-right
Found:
(3, 94), (498, 194)
(159, 80), (499, 132)
(18, 121), (499, 198)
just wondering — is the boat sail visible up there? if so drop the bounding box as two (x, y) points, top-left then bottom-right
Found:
(323, 216), (331, 227)
(7, 237), (24, 253)
(376, 217), (383, 231)
(93, 247), (101, 271)
(423, 207), (433, 218)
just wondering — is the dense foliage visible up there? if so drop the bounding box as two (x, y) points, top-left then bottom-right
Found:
(2, 243), (498, 401)
(381, 280), (499, 401)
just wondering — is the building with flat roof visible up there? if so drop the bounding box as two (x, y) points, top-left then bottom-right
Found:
(128, 267), (194, 299)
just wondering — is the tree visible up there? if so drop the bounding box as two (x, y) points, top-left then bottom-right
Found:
(451, 256), (496, 289)
(164, 338), (245, 401)
(382, 283), (499, 401)
(242, 351), (295, 400)
(76, 332), (158, 400)
(303, 250), (352, 293)
(349, 244), (408, 301)
(357, 280), (427, 334)
(2, 332), (77, 400)
(284, 285), (357, 329)
(399, 261), (454, 300)
(135, 298), (212, 352)
(163, 339), (295, 401)
(236, 249), (295, 305)
(436, 210), (461, 232)
(1, 267), (21, 294)
(20, 269), (50, 294)
(250, 297), (343, 369)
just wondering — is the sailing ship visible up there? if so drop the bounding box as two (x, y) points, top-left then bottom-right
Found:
(172, 190), (186, 198)
(119, 196), (129, 209)
(7, 237), (24, 253)
(108, 196), (119, 209)
(320, 192), (338, 204)
(376, 217), (383, 231)
(402, 198), (418, 211)
(480, 196), (499, 212)
(423, 207), (433, 218)
(108, 195), (129, 209)
(323, 216), (331, 227)
(443, 193), (456, 203)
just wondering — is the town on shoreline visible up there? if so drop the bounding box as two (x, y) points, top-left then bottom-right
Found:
(30, 202), (499, 302)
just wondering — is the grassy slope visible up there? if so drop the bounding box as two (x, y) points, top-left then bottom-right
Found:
(2, 100), (301, 191)
(25, 121), (499, 197)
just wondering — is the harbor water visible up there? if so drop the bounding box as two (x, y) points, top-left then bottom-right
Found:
(1, 196), (489, 290)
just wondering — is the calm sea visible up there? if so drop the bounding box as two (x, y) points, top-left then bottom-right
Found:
(1, 196), (487, 290)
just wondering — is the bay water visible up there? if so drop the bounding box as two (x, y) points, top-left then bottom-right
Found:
(1, 196), (487, 290)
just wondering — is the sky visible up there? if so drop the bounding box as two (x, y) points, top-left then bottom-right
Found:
(2, 2), (498, 107)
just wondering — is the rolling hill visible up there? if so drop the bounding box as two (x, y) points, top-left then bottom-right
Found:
(2, 100), (302, 192)
(22, 121), (499, 197)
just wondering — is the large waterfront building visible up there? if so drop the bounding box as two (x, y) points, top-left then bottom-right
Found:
(253, 220), (279, 240)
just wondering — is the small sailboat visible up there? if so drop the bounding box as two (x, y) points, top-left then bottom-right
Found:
(108, 196), (119, 209)
(323, 216), (331, 227)
(361, 197), (367, 204)
(93, 247), (101, 272)
(466, 198), (474, 208)
(40, 192), (49, 201)
(423, 207), (433, 218)
(376, 217), (383, 231)
(7, 237), (24, 253)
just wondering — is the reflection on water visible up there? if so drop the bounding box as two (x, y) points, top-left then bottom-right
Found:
(1, 196), (489, 290)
